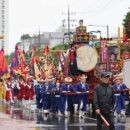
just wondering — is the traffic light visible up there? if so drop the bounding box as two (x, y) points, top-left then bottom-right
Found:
(100, 37), (112, 41)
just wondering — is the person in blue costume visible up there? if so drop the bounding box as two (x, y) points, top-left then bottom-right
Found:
(112, 75), (128, 117)
(34, 80), (43, 111)
(52, 78), (63, 115)
(60, 77), (75, 117)
(49, 75), (56, 114)
(41, 79), (52, 114)
(75, 74), (89, 118)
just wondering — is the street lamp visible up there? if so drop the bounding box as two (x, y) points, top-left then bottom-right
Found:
(88, 24), (109, 38)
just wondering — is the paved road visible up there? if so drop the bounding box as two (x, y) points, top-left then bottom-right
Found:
(0, 103), (130, 130)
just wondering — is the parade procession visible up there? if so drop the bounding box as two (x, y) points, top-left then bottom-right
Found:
(0, 17), (130, 124)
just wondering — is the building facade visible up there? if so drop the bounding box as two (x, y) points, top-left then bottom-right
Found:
(0, 0), (9, 53)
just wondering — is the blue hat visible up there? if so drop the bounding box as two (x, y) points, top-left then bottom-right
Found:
(101, 72), (110, 78)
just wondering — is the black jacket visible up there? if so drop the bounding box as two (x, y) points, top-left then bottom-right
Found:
(93, 83), (115, 114)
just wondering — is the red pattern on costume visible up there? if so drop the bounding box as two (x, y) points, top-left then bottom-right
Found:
(5, 82), (14, 101)
(17, 81), (24, 100)
(23, 84), (34, 100)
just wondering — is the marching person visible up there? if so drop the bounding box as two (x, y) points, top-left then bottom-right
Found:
(112, 75), (128, 117)
(12, 76), (19, 104)
(41, 79), (52, 114)
(75, 74), (89, 118)
(34, 79), (42, 112)
(93, 72), (115, 130)
(60, 77), (74, 117)
(49, 75), (56, 114)
(23, 78), (34, 109)
(5, 77), (14, 104)
(53, 79), (63, 115)
(17, 75), (25, 104)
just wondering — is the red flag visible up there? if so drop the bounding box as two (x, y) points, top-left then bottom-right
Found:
(0, 48), (8, 77)
(39, 65), (46, 80)
(59, 51), (68, 76)
(29, 45), (37, 67)
(20, 50), (26, 73)
(43, 44), (50, 54)
(51, 59), (57, 75)
(10, 45), (19, 70)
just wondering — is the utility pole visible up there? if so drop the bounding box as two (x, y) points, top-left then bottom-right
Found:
(38, 26), (41, 48)
(107, 25), (109, 38)
(62, 6), (76, 44)
(62, 19), (65, 44)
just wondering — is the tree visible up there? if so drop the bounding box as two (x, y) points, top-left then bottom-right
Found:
(21, 34), (31, 40)
(123, 11), (130, 38)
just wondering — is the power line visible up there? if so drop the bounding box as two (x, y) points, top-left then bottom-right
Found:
(77, 0), (121, 20)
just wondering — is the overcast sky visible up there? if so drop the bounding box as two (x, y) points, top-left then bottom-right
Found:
(9, 0), (130, 53)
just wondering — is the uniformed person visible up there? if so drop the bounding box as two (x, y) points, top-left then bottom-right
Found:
(75, 74), (89, 118)
(61, 77), (74, 117)
(93, 72), (115, 130)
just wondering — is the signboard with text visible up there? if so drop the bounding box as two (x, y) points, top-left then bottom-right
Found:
(101, 41), (108, 63)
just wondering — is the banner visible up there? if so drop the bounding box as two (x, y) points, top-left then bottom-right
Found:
(0, 48), (8, 77)
(101, 41), (108, 63)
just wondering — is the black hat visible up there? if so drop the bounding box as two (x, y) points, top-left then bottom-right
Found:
(101, 72), (110, 78)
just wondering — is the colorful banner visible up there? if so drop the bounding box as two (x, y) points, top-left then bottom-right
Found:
(101, 41), (108, 63)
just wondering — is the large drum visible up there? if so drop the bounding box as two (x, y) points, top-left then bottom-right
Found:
(76, 44), (99, 72)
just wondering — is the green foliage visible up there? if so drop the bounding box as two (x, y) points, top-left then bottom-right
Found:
(21, 34), (31, 40)
(51, 43), (69, 50)
(121, 45), (130, 52)
(123, 11), (130, 38)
